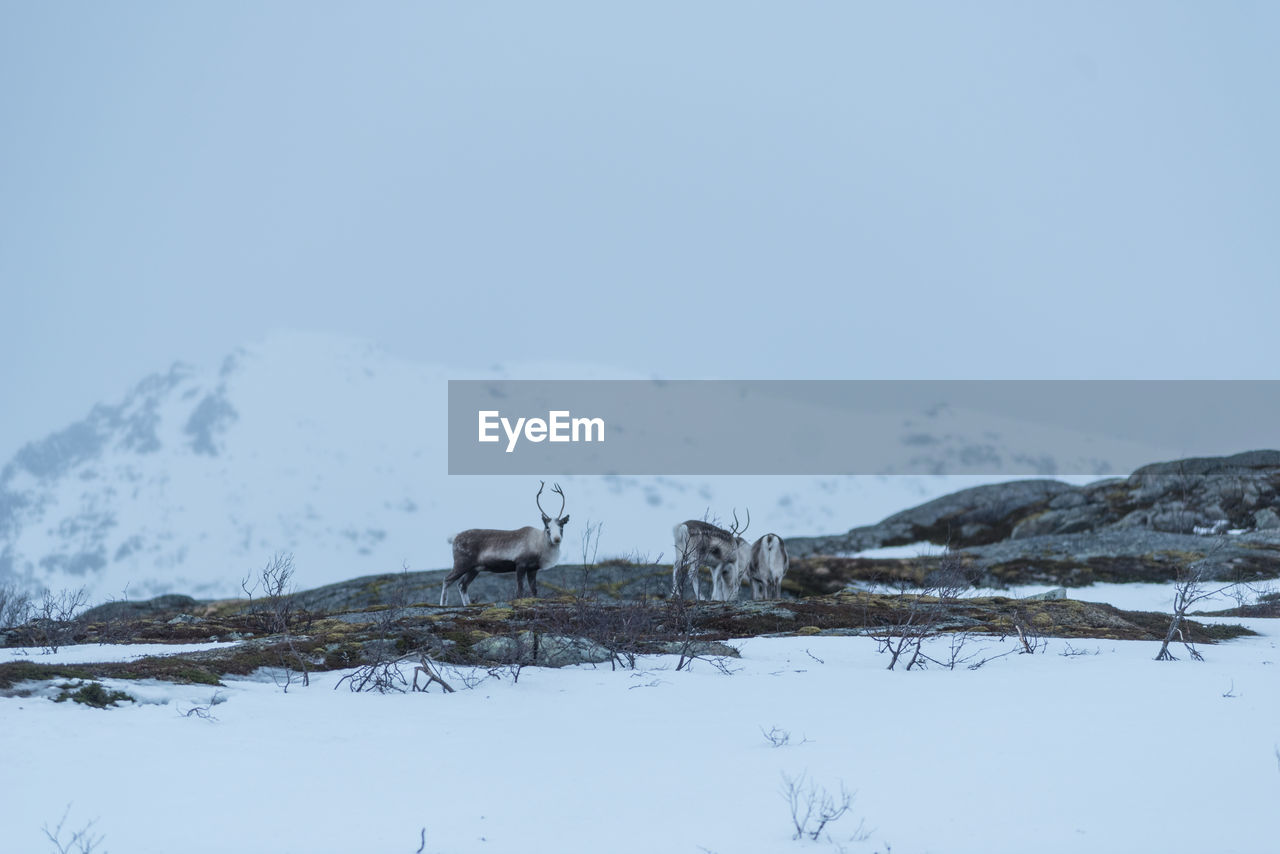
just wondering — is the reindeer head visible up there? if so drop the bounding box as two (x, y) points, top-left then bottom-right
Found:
(536, 481), (569, 546)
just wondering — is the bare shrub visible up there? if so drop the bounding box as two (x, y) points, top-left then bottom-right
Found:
(1059, 642), (1100, 657)
(0, 582), (32, 631)
(527, 536), (683, 671)
(1009, 604), (1049, 655)
(929, 599), (1048, 671)
(1155, 555), (1237, 661)
(869, 550), (976, 671)
(573, 519), (604, 596)
(179, 691), (226, 721)
(84, 587), (137, 646)
(433, 662), (502, 691)
(241, 553), (310, 688)
(868, 583), (942, 671)
(27, 588), (90, 653)
(334, 565), (436, 693)
(661, 593), (738, 674)
(762, 726), (812, 748)
(337, 658), (411, 693)
(543, 593), (665, 670)
(923, 550), (981, 602)
(378, 565), (415, 629)
(42, 806), (106, 854)
(780, 772), (864, 844)
(411, 655), (456, 694)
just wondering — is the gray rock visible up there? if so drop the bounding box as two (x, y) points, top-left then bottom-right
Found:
(534, 634), (614, 667)
(1047, 491), (1089, 510)
(1254, 508), (1280, 530)
(472, 632), (612, 667)
(1010, 505), (1108, 539)
(959, 528), (1280, 584)
(789, 479), (1073, 556)
(166, 613), (202, 625)
(81, 594), (198, 622)
(1020, 587), (1068, 601)
(470, 635), (517, 661)
(791, 451), (1280, 563)
(1131, 450), (1280, 477)
(653, 640), (740, 658)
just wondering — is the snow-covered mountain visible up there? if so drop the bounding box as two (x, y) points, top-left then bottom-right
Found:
(1, 333), (1128, 600)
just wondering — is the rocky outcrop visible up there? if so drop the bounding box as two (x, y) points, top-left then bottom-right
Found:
(790, 451), (1280, 550)
(81, 594), (199, 622)
(788, 480), (1073, 555)
(786, 451), (1280, 587)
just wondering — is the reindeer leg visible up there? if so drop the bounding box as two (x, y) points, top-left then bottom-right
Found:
(528, 567), (539, 598)
(727, 566), (740, 601)
(459, 568), (480, 606)
(515, 567), (527, 599)
(441, 566), (464, 606)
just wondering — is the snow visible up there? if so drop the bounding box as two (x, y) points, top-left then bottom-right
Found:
(859, 582), (1264, 617)
(3, 588), (1277, 854)
(1001, 581), (1270, 615)
(3, 640), (235, 665)
(849, 541), (943, 559)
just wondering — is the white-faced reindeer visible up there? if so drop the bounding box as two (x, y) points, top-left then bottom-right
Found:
(671, 510), (750, 601)
(440, 482), (570, 606)
(746, 533), (789, 599)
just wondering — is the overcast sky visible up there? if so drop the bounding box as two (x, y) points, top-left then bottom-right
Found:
(2, 3), (1278, 461)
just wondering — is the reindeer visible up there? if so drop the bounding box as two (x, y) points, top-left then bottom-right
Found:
(440, 482), (569, 606)
(671, 510), (750, 601)
(746, 533), (788, 599)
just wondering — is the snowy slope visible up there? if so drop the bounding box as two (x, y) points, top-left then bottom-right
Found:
(0, 332), (1125, 601)
(3, 619), (1278, 854)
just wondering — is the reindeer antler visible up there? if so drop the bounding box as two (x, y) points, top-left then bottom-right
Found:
(535, 481), (567, 518)
(730, 507), (750, 538)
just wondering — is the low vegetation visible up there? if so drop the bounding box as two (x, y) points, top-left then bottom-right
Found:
(0, 566), (1254, 692)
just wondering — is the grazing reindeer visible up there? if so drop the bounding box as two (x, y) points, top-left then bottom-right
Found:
(440, 482), (570, 606)
(671, 510), (750, 601)
(747, 533), (789, 599)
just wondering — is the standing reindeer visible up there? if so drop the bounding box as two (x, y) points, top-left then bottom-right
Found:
(671, 510), (750, 601)
(747, 533), (789, 599)
(440, 482), (570, 606)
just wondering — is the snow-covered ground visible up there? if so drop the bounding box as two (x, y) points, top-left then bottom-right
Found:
(2, 585), (1277, 854)
(2, 640), (235, 666)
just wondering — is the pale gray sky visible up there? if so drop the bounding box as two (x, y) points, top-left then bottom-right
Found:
(3, 2), (1278, 460)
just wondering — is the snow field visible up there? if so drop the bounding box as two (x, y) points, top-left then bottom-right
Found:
(3, 610), (1278, 854)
